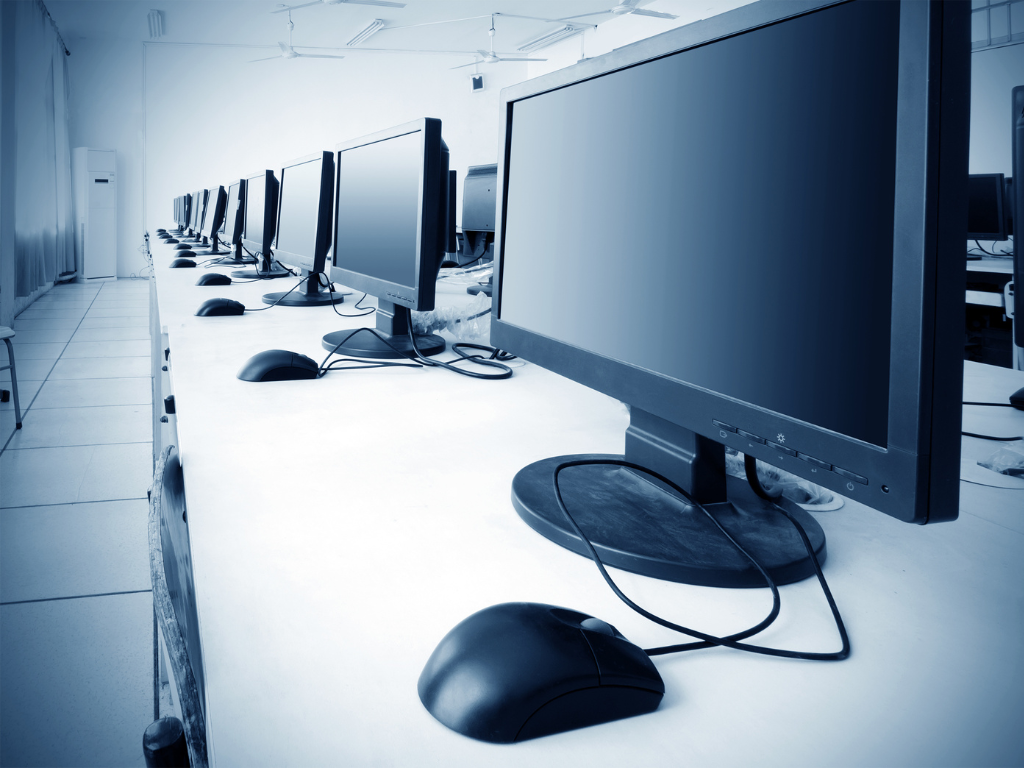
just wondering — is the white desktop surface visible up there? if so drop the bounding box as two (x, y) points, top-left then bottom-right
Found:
(153, 240), (1024, 768)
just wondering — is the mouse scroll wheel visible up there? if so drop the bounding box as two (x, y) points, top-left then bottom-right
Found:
(580, 618), (619, 637)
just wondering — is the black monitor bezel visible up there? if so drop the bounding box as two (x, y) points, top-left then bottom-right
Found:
(490, 0), (968, 524)
(191, 189), (206, 232)
(241, 170), (279, 256)
(201, 186), (226, 240)
(273, 151), (335, 274)
(966, 173), (1007, 240)
(182, 194), (192, 230)
(329, 117), (447, 312)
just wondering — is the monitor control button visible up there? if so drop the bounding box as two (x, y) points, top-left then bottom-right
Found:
(833, 466), (867, 485)
(737, 429), (765, 444)
(712, 420), (737, 433)
(767, 440), (797, 457)
(797, 452), (831, 471)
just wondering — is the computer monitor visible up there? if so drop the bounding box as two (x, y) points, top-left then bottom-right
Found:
(460, 164), (497, 264)
(189, 188), (205, 237)
(233, 170), (290, 279)
(193, 186), (228, 255)
(208, 180), (253, 266)
(967, 174), (1007, 241)
(491, 0), (967, 588)
(182, 194), (192, 233)
(323, 117), (450, 359)
(1013, 85), (1023, 347)
(265, 151), (344, 307)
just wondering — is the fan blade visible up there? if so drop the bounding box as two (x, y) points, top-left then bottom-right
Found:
(250, 55), (282, 62)
(271, 1), (320, 13)
(450, 60), (480, 70)
(558, 11), (612, 21)
(297, 53), (346, 59)
(477, 49), (490, 57)
(342, 0), (406, 7)
(494, 57), (547, 62)
(631, 9), (678, 19)
(279, 41), (293, 53)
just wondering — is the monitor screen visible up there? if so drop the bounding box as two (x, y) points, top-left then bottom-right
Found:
(191, 189), (205, 231)
(492, 0), (967, 527)
(331, 118), (448, 311)
(201, 186), (224, 240)
(223, 182), (241, 244)
(966, 174), (1006, 240)
(275, 152), (334, 274)
(242, 171), (277, 254)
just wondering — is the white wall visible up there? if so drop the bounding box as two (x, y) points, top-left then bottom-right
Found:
(970, 43), (1024, 175)
(67, 39), (146, 278)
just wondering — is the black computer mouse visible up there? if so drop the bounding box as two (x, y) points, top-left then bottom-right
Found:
(418, 602), (664, 743)
(174, 243), (193, 250)
(1010, 386), (1024, 410)
(196, 273), (232, 286)
(195, 298), (245, 316)
(165, 239), (180, 244)
(236, 349), (320, 381)
(170, 258), (197, 269)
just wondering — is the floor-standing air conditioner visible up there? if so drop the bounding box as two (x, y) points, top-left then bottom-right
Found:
(72, 148), (117, 281)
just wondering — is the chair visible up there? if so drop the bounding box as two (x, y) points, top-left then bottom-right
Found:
(0, 326), (21, 429)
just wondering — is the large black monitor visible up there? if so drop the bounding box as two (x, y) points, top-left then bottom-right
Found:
(181, 194), (191, 233)
(967, 174), (1007, 241)
(265, 151), (344, 307)
(234, 170), (290, 279)
(210, 180), (253, 266)
(188, 188), (206, 239)
(491, 0), (968, 588)
(324, 117), (450, 359)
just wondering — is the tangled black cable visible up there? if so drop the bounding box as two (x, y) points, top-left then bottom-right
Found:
(315, 326), (424, 377)
(238, 279), (306, 312)
(452, 343), (516, 362)
(551, 456), (850, 661)
(407, 325), (512, 380)
(316, 275), (375, 318)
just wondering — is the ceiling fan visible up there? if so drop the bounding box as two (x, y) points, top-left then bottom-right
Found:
(251, 11), (346, 62)
(272, 0), (405, 14)
(450, 15), (546, 70)
(560, 0), (678, 22)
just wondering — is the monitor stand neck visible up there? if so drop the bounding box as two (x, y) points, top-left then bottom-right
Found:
(510, 407), (826, 588)
(321, 300), (445, 360)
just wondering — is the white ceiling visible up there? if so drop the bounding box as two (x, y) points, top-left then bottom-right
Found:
(46, 0), (733, 61)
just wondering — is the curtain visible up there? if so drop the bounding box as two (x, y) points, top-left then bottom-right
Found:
(12, 0), (75, 300)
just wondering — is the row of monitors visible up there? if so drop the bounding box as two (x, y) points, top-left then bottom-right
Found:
(172, 124), (499, 313)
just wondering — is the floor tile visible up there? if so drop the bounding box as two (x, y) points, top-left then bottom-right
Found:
(0, 410), (18, 447)
(6, 405), (152, 449)
(0, 443), (152, 507)
(32, 377), (152, 409)
(79, 316), (149, 329)
(0, 593), (153, 768)
(62, 340), (151, 359)
(0, 380), (43, 411)
(12, 316), (81, 331)
(49, 357), (151, 380)
(2, 342), (65, 361)
(29, 299), (94, 309)
(0, 499), (150, 603)
(15, 308), (88, 320)
(90, 301), (149, 311)
(9, 328), (75, 344)
(0, 357), (57, 383)
(85, 309), (149, 320)
(71, 327), (151, 342)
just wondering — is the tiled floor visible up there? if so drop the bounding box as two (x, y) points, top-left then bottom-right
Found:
(1, 279), (156, 768)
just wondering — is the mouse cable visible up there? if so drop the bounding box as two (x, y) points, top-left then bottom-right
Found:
(962, 430), (1024, 441)
(451, 343), (517, 362)
(241, 279), (306, 312)
(963, 401), (1016, 408)
(316, 276), (375, 318)
(316, 326), (425, 378)
(552, 457), (850, 662)
(407, 325), (513, 380)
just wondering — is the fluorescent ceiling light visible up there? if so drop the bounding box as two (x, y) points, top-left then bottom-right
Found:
(347, 19), (385, 46)
(517, 25), (584, 53)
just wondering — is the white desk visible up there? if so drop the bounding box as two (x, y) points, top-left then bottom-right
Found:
(151, 237), (1024, 767)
